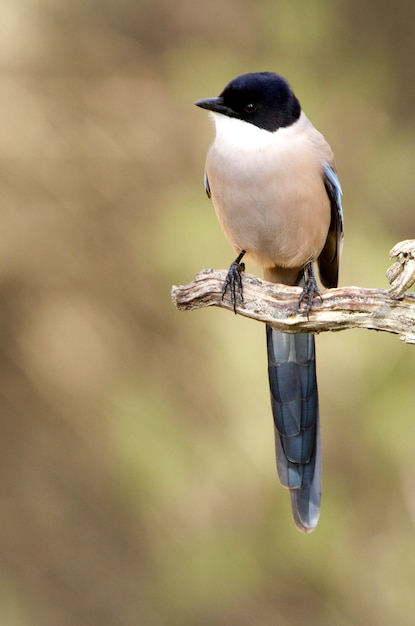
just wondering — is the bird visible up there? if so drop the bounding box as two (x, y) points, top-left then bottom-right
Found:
(194, 71), (343, 532)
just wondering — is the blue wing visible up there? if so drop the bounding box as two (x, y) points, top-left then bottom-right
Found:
(318, 163), (344, 289)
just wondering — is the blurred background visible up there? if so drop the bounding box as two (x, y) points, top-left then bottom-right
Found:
(1, 0), (415, 624)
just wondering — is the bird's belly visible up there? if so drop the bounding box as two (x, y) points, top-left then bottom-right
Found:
(207, 147), (331, 270)
(218, 198), (324, 269)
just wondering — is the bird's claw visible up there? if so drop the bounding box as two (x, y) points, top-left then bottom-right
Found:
(222, 251), (246, 313)
(298, 263), (322, 316)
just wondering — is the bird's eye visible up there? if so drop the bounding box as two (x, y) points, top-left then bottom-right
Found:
(244, 103), (257, 113)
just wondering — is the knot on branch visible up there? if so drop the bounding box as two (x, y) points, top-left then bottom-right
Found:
(387, 239), (415, 298)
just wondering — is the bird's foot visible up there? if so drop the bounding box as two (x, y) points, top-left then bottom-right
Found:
(222, 250), (246, 314)
(298, 262), (322, 316)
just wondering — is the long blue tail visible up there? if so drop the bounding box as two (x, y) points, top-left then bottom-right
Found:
(266, 326), (321, 532)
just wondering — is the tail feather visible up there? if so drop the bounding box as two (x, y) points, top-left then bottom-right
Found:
(266, 325), (321, 532)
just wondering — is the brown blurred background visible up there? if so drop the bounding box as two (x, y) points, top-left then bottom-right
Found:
(2, 1), (415, 624)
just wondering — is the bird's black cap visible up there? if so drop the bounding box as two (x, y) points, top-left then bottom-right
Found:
(195, 72), (301, 132)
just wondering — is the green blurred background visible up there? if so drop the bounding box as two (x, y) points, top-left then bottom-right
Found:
(2, 1), (415, 624)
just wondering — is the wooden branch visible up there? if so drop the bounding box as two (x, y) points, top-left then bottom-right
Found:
(171, 240), (415, 345)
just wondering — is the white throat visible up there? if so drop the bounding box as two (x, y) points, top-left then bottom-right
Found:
(209, 112), (278, 150)
(209, 111), (302, 152)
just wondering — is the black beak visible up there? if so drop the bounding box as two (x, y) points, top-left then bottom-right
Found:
(194, 96), (231, 116)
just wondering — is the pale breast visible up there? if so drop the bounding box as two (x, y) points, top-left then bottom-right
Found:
(206, 114), (332, 270)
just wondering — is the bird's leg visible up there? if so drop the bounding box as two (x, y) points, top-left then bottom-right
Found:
(298, 261), (322, 316)
(222, 250), (246, 314)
